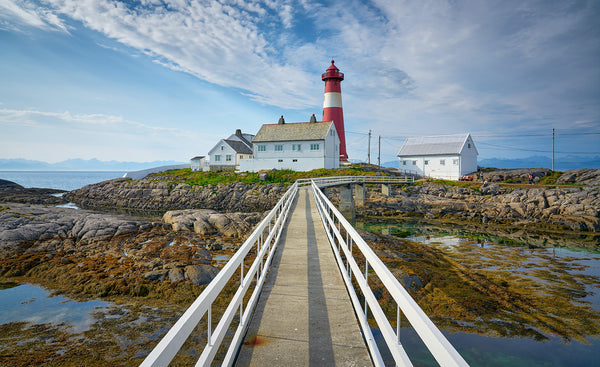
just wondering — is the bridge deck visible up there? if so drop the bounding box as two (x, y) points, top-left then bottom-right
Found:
(235, 187), (373, 366)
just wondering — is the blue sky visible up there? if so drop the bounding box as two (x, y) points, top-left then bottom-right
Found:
(0, 0), (598, 166)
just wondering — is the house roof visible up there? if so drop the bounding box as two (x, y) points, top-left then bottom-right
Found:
(224, 139), (253, 154)
(253, 121), (334, 142)
(397, 133), (477, 156)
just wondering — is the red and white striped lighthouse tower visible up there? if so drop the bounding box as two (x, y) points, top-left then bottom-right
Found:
(322, 60), (348, 161)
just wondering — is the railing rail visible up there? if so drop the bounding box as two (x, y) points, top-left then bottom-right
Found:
(311, 180), (468, 367)
(140, 182), (299, 367)
(297, 175), (414, 188)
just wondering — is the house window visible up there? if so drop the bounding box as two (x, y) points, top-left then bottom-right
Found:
(440, 159), (445, 165)
(453, 159), (459, 165)
(412, 160), (416, 165)
(221, 146), (224, 150)
(402, 160), (407, 165)
(214, 155), (221, 162)
(275, 145), (283, 151)
(258, 145), (266, 152)
(292, 144), (301, 151)
(278, 159), (283, 162)
(292, 159), (298, 162)
(424, 160), (429, 165)
(468, 143), (471, 148)
(226, 155), (232, 162)
(310, 143), (320, 151)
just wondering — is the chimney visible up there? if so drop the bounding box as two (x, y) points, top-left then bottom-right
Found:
(310, 114), (317, 123)
(278, 115), (285, 125)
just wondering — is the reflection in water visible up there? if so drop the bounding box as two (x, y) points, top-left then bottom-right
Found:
(357, 220), (600, 367)
(0, 284), (110, 333)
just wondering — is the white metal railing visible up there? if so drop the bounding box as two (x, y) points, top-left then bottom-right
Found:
(311, 180), (469, 367)
(297, 175), (414, 188)
(141, 182), (298, 367)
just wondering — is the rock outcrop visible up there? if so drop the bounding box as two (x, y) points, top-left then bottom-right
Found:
(163, 209), (264, 238)
(0, 179), (67, 205)
(65, 178), (286, 214)
(360, 182), (600, 232)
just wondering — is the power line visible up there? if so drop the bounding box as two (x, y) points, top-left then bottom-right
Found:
(477, 141), (600, 155)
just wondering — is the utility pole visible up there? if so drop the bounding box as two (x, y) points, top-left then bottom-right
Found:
(552, 128), (555, 172)
(367, 129), (371, 165)
(378, 135), (381, 172)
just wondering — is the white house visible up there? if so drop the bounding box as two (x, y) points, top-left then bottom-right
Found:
(397, 133), (478, 180)
(208, 129), (254, 171)
(239, 117), (340, 172)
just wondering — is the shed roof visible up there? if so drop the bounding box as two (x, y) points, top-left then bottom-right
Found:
(253, 121), (334, 142)
(397, 133), (476, 156)
(224, 139), (253, 154)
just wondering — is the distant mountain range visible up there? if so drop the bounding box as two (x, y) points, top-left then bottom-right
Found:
(383, 155), (600, 171)
(0, 158), (187, 171)
(2, 155), (599, 172)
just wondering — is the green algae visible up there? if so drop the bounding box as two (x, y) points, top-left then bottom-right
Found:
(356, 220), (600, 345)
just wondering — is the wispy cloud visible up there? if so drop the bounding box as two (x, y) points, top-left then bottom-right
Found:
(2, 0), (598, 160)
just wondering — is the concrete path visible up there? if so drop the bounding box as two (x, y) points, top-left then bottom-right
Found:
(235, 187), (373, 367)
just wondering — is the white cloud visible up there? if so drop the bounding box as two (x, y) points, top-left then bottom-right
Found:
(0, 0), (68, 32)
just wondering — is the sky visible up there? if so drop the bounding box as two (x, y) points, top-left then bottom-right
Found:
(0, 0), (599, 167)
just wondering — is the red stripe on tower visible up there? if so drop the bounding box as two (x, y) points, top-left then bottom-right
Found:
(322, 60), (348, 161)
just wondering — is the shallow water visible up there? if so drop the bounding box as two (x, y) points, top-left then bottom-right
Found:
(0, 284), (110, 333)
(358, 220), (600, 367)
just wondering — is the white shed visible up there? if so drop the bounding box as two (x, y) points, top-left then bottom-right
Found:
(397, 133), (478, 180)
(239, 119), (340, 172)
(190, 156), (207, 171)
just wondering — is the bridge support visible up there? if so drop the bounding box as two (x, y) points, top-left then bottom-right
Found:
(338, 184), (355, 220)
(381, 183), (392, 196)
(354, 183), (366, 205)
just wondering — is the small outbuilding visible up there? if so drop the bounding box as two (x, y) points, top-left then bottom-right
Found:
(397, 133), (478, 180)
(190, 156), (207, 171)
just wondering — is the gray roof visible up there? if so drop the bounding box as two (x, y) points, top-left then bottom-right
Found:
(397, 134), (475, 156)
(253, 121), (333, 142)
(224, 139), (253, 154)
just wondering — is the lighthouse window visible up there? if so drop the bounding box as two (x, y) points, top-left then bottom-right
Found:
(275, 145), (283, 151)
(257, 145), (266, 152)
(310, 143), (320, 151)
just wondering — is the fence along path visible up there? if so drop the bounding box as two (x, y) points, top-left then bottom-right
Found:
(235, 187), (372, 366)
(141, 177), (468, 367)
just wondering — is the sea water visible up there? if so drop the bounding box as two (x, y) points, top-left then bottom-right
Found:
(0, 171), (126, 191)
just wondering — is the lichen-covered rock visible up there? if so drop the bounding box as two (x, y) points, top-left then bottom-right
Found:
(184, 264), (219, 286)
(65, 178), (286, 214)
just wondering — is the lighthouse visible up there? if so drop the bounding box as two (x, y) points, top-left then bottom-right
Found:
(322, 60), (348, 161)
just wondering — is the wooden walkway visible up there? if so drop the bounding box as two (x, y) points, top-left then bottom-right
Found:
(235, 187), (373, 366)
